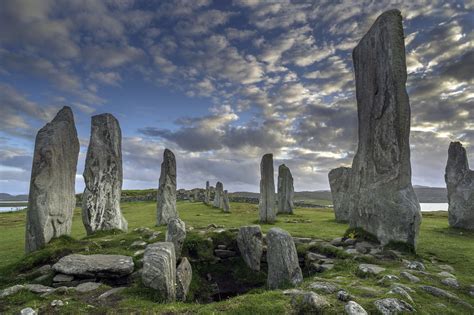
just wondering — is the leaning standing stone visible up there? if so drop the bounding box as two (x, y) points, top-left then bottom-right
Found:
(277, 164), (294, 214)
(445, 142), (474, 230)
(142, 242), (176, 302)
(266, 227), (303, 289)
(212, 181), (224, 208)
(25, 106), (79, 253)
(157, 149), (178, 225)
(328, 167), (351, 222)
(223, 190), (231, 213)
(82, 113), (127, 235)
(348, 9), (421, 249)
(259, 154), (276, 223)
(176, 257), (192, 301)
(165, 218), (186, 260)
(237, 225), (263, 271)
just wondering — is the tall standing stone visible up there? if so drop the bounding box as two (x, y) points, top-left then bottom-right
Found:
(82, 113), (127, 235)
(237, 225), (263, 271)
(25, 107), (79, 253)
(212, 181), (224, 208)
(259, 153), (276, 223)
(328, 167), (351, 222)
(349, 10), (421, 248)
(204, 181), (210, 205)
(445, 142), (474, 230)
(157, 149), (178, 226)
(266, 227), (302, 289)
(277, 164), (294, 214)
(223, 190), (230, 213)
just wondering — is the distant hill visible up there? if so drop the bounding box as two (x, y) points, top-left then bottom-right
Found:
(0, 193), (28, 201)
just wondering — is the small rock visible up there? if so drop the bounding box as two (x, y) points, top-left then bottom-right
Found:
(306, 252), (328, 263)
(404, 260), (425, 271)
(400, 271), (420, 283)
(345, 248), (359, 255)
(282, 288), (305, 296)
(420, 285), (458, 299)
(293, 237), (312, 244)
(378, 275), (400, 285)
(24, 284), (54, 294)
(438, 264), (454, 273)
(309, 281), (338, 294)
(217, 244), (227, 250)
(330, 237), (344, 246)
(374, 298), (414, 314)
(437, 271), (456, 278)
(148, 231), (161, 241)
(130, 240), (147, 249)
(389, 285), (414, 303)
(317, 264), (335, 272)
(355, 241), (373, 254)
(75, 282), (101, 293)
(343, 238), (356, 246)
(337, 290), (351, 301)
(214, 249), (236, 258)
(358, 263), (386, 276)
(292, 292), (330, 313)
(133, 249), (145, 257)
(53, 274), (75, 283)
(441, 277), (460, 289)
(0, 285), (24, 298)
(20, 308), (37, 315)
(98, 287), (126, 300)
(51, 299), (64, 307)
(345, 301), (368, 315)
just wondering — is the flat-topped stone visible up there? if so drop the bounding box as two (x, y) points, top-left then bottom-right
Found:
(52, 254), (134, 278)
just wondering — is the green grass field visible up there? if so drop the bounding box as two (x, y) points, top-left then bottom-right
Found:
(0, 202), (473, 314)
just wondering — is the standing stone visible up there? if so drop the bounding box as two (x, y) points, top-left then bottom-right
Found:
(237, 225), (263, 271)
(142, 242), (176, 302)
(165, 218), (186, 260)
(266, 227), (303, 289)
(348, 10), (421, 248)
(176, 257), (192, 301)
(212, 181), (224, 208)
(445, 142), (474, 229)
(157, 149), (178, 225)
(277, 164), (294, 214)
(204, 181), (210, 205)
(223, 190), (230, 213)
(25, 106), (79, 253)
(82, 113), (127, 235)
(259, 153), (276, 223)
(328, 167), (351, 222)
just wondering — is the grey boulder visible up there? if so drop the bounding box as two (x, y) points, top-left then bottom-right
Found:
(165, 218), (186, 260)
(345, 301), (368, 315)
(374, 298), (414, 314)
(52, 254), (134, 278)
(142, 242), (176, 302)
(176, 257), (192, 301)
(237, 225), (263, 271)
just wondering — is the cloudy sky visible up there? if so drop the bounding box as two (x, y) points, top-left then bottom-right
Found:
(0, 0), (472, 195)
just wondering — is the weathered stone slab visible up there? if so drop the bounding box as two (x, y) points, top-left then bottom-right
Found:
(176, 257), (192, 301)
(445, 142), (474, 230)
(349, 9), (421, 248)
(266, 227), (302, 289)
(277, 164), (294, 214)
(328, 167), (351, 222)
(213, 181), (224, 208)
(25, 107), (79, 253)
(142, 242), (176, 301)
(52, 254), (134, 278)
(204, 181), (210, 205)
(237, 225), (263, 271)
(259, 154), (276, 223)
(157, 149), (178, 225)
(82, 113), (127, 235)
(165, 218), (186, 260)
(223, 190), (230, 213)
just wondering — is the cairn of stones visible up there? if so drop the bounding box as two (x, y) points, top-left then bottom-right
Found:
(445, 142), (474, 230)
(25, 106), (79, 253)
(348, 9), (421, 248)
(157, 149), (178, 225)
(204, 181), (211, 205)
(328, 167), (351, 222)
(277, 164), (294, 214)
(82, 113), (128, 235)
(259, 153), (276, 223)
(212, 181), (224, 208)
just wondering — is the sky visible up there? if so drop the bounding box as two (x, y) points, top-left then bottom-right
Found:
(0, 0), (473, 195)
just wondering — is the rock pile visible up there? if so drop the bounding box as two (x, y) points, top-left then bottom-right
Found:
(445, 142), (474, 230)
(157, 149), (178, 225)
(277, 164), (294, 214)
(25, 106), (80, 253)
(82, 113), (127, 235)
(259, 154), (276, 223)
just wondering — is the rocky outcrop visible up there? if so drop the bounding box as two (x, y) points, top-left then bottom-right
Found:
(259, 154), (276, 223)
(176, 257), (192, 301)
(165, 218), (186, 260)
(237, 225), (263, 271)
(328, 167), (351, 222)
(25, 107), (80, 253)
(157, 149), (178, 226)
(212, 182), (224, 208)
(266, 227), (302, 289)
(52, 254), (134, 278)
(277, 164), (294, 214)
(204, 181), (210, 205)
(142, 242), (176, 302)
(223, 190), (230, 213)
(445, 142), (474, 230)
(348, 10), (421, 248)
(82, 113), (127, 235)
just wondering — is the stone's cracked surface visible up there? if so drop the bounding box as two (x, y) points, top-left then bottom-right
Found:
(259, 154), (276, 223)
(266, 227), (302, 289)
(374, 298), (414, 314)
(345, 301), (368, 315)
(328, 167), (351, 222)
(52, 254), (134, 278)
(25, 106), (80, 253)
(82, 113), (127, 235)
(348, 9), (421, 248)
(213, 182), (224, 208)
(157, 149), (178, 225)
(277, 164), (294, 214)
(165, 218), (186, 260)
(445, 142), (474, 230)
(142, 242), (176, 302)
(237, 225), (263, 271)
(176, 257), (192, 301)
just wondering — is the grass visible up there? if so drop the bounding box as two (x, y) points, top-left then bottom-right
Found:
(0, 202), (473, 314)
